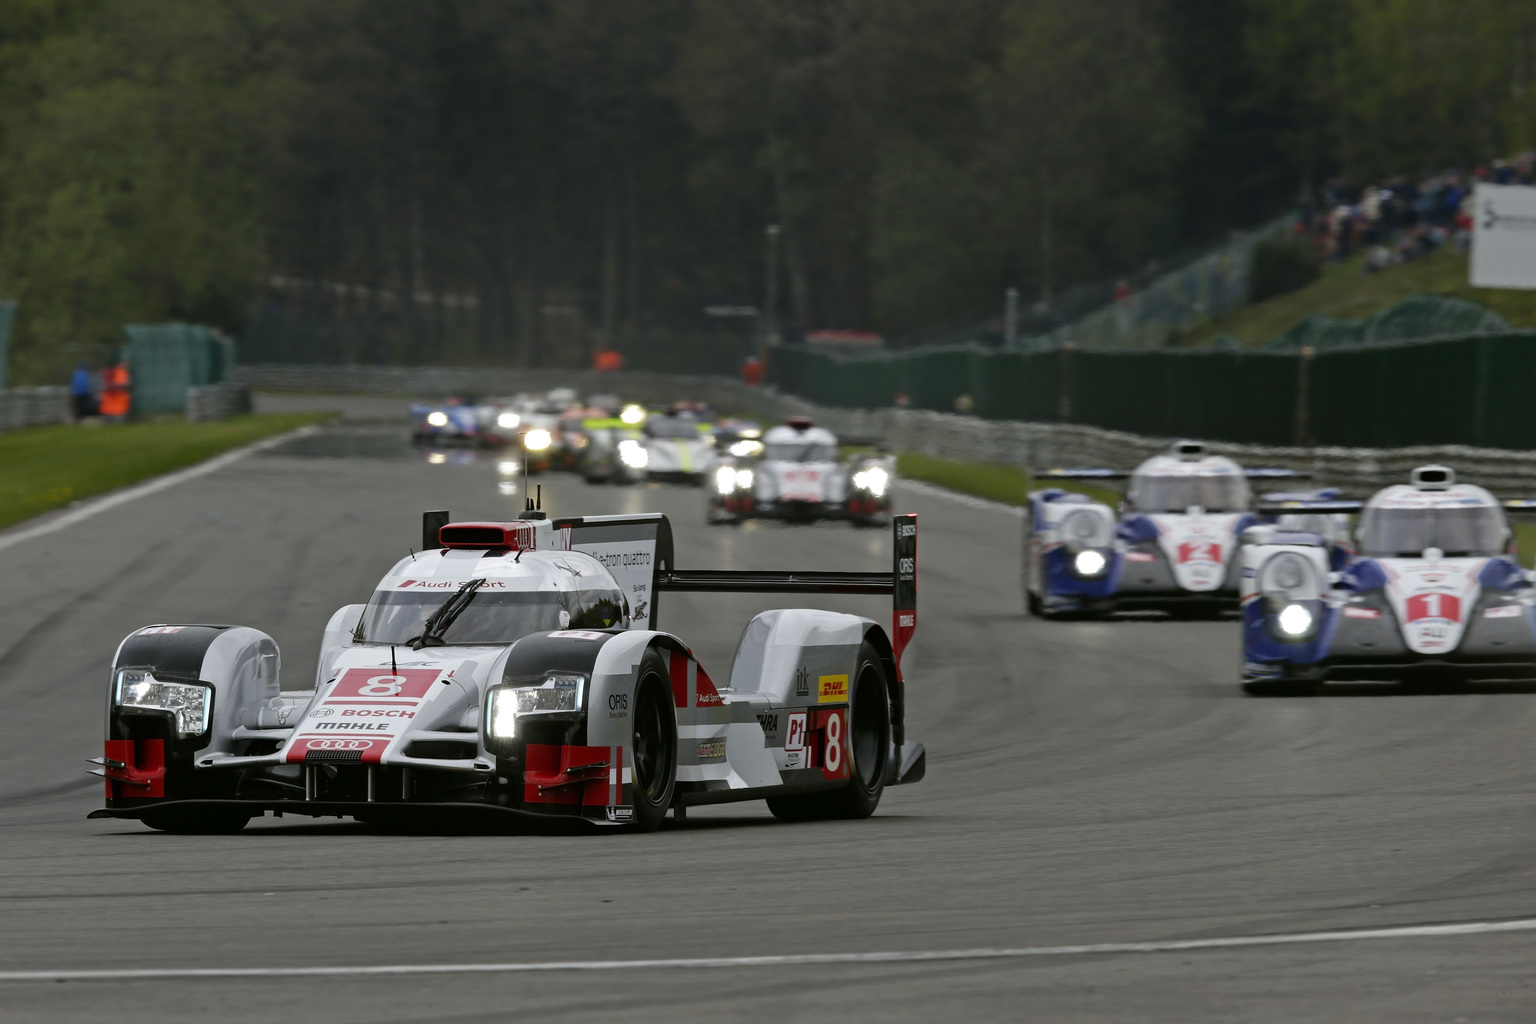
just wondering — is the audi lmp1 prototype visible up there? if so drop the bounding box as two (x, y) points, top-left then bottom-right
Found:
(89, 508), (925, 833)
(710, 418), (894, 526)
(1026, 441), (1306, 617)
(1241, 465), (1536, 692)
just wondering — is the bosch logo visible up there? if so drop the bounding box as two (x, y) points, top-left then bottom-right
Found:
(310, 708), (335, 717)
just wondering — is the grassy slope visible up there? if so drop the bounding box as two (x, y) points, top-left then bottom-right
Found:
(0, 413), (329, 531)
(1179, 246), (1536, 349)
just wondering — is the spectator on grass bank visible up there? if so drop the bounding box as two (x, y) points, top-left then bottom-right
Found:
(69, 363), (97, 421)
(99, 358), (130, 421)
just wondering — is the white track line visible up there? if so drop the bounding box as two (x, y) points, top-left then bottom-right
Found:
(5, 917), (1535, 982)
(896, 478), (1024, 516)
(0, 425), (321, 556)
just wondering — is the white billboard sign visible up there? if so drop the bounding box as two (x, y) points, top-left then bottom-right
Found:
(1471, 183), (1536, 290)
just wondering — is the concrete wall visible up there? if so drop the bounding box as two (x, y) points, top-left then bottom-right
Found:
(232, 363), (1536, 495)
(187, 383), (253, 422)
(0, 386), (69, 432)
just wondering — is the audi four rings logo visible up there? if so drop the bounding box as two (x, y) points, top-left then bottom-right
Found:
(303, 739), (372, 750)
(310, 707), (334, 717)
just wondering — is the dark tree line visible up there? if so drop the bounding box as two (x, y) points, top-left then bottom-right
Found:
(2, 0), (1534, 377)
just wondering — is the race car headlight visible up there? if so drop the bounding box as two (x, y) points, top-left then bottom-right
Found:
(620, 404), (645, 425)
(852, 466), (889, 497)
(497, 412), (520, 429)
(497, 460), (520, 476)
(485, 674), (586, 742)
(426, 411), (449, 428)
(1259, 552), (1321, 606)
(618, 439), (649, 468)
(523, 428), (552, 452)
(716, 465), (739, 495)
(729, 440), (763, 457)
(1276, 602), (1315, 638)
(1073, 549), (1108, 577)
(735, 468), (754, 491)
(115, 670), (210, 738)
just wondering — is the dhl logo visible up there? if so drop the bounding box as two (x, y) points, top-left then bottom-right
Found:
(817, 674), (849, 703)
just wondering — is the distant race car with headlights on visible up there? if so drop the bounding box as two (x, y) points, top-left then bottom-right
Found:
(709, 418), (894, 526)
(88, 507), (926, 834)
(411, 398), (495, 446)
(641, 409), (717, 484)
(1026, 440), (1306, 618)
(1239, 465), (1536, 693)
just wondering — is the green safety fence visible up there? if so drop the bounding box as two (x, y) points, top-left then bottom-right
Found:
(0, 300), (14, 390)
(765, 329), (1536, 450)
(124, 322), (234, 414)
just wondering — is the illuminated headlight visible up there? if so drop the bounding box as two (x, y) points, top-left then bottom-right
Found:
(620, 404), (645, 425)
(486, 675), (586, 740)
(497, 460), (519, 476)
(524, 428), (552, 452)
(618, 439), (648, 468)
(735, 468), (754, 491)
(729, 440), (763, 457)
(1073, 549), (1108, 577)
(716, 465), (738, 495)
(853, 466), (889, 497)
(497, 412), (520, 429)
(426, 411), (449, 428)
(1276, 603), (1314, 637)
(115, 670), (210, 738)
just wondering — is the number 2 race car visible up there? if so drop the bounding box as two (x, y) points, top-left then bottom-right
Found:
(709, 418), (894, 526)
(1241, 465), (1536, 693)
(88, 507), (926, 833)
(1026, 441), (1306, 618)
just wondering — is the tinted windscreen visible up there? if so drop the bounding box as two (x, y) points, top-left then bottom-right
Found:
(1357, 506), (1506, 557)
(647, 418), (702, 439)
(1129, 473), (1250, 512)
(359, 591), (567, 645)
(766, 442), (838, 462)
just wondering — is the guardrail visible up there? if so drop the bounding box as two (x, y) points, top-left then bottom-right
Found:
(0, 387), (69, 432)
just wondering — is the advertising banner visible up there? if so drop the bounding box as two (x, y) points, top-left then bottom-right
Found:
(1471, 184), (1536, 290)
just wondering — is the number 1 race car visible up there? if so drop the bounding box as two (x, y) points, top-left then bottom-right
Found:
(88, 508), (926, 833)
(1240, 465), (1536, 692)
(1026, 441), (1305, 617)
(709, 418), (894, 526)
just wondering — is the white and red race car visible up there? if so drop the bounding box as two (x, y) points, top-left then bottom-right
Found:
(89, 508), (925, 833)
(1241, 465), (1536, 692)
(1027, 441), (1305, 617)
(710, 418), (894, 526)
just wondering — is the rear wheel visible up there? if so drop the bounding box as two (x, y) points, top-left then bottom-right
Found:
(628, 651), (677, 832)
(767, 640), (890, 821)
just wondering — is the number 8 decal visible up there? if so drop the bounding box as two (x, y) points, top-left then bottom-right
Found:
(359, 675), (406, 696)
(825, 711), (843, 774)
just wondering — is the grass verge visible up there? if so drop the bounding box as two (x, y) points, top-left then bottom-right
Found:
(895, 452), (1123, 508)
(0, 413), (332, 532)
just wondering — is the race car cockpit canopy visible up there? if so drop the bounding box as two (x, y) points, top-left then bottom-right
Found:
(1126, 453), (1252, 513)
(1355, 467), (1508, 558)
(764, 420), (838, 462)
(357, 529), (627, 646)
(645, 413), (706, 439)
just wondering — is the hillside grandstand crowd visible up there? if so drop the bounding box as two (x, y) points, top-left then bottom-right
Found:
(1300, 153), (1536, 271)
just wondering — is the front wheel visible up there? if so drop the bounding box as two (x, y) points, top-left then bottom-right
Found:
(767, 640), (890, 821)
(628, 651), (678, 832)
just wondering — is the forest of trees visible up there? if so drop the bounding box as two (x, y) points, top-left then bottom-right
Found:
(1, 0), (1535, 377)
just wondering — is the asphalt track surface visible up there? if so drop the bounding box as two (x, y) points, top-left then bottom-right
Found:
(4, 421), (1536, 1022)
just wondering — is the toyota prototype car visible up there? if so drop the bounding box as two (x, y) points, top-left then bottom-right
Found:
(709, 418), (895, 526)
(89, 508), (925, 833)
(1240, 465), (1536, 693)
(1026, 441), (1306, 617)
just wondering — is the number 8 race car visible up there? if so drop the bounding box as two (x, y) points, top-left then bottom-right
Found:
(88, 506), (926, 833)
(1026, 441), (1307, 618)
(1241, 465), (1536, 693)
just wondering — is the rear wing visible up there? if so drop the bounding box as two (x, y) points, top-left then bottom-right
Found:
(1035, 469), (1129, 480)
(657, 513), (918, 678)
(1504, 500), (1536, 512)
(1257, 500), (1364, 515)
(1245, 468), (1311, 479)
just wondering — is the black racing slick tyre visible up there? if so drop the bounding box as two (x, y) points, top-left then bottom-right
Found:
(141, 808), (252, 834)
(767, 640), (891, 822)
(629, 650), (678, 832)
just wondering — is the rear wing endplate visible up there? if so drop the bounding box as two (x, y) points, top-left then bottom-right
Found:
(656, 514), (918, 677)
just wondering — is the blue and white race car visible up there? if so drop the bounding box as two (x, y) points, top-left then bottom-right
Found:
(410, 399), (489, 445)
(1240, 465), (1536, 693)
(1025, 441), (1306, 617)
